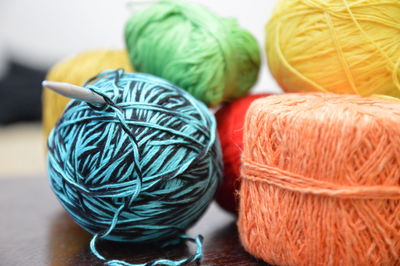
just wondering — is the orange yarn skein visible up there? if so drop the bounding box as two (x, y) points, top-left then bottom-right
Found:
(238, 93), (400, 265)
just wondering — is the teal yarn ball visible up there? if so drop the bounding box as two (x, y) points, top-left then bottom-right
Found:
(47, 69), (222, 265)
(124, 0), (261, 107)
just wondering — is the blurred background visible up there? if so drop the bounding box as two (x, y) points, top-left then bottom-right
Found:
(0, 0), (280, 178)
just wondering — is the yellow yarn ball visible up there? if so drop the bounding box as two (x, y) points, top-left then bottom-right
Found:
(266, 0), (400, 97)
(42, 49), (134, 139)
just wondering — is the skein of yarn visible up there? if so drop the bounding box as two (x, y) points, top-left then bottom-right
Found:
(238, 93), (400, 265)
(125, 0), (261, 107)
(215, 94), (269, 214)
(42, 49), (134, 139)
(46, 69), (222, 265)
(266, 0), (400, 98)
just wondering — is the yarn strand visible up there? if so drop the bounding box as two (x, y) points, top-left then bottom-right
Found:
(86, 81), (204, 265)
(242, 160), (400, 199)
(90, 233), (203, 266)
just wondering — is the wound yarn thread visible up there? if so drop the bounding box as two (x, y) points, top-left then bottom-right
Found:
(125, 0), (261, 107)
(266, 0), (400, 98)
(47, 69), (222, 265)
(238, 93), (400, 266)
(215, 94), (269, 214)
(43, 49), (134, 140)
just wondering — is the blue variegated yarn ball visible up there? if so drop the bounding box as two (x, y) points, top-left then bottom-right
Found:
(47, 69), (222, 265)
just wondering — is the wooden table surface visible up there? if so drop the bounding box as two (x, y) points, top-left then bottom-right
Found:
(0, 177), (267, 265)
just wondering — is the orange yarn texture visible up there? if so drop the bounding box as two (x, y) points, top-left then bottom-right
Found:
(238, 93), (400, 265)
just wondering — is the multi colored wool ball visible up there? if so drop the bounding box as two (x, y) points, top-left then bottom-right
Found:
(47, 69), (222, 264)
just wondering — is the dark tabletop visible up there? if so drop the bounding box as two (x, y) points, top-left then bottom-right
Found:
(0, 177), (267, 266)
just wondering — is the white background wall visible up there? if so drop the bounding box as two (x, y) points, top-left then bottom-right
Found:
(0, 0), (281, 93)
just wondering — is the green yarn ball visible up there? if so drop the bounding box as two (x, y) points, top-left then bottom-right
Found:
(124, 0), (261, 107)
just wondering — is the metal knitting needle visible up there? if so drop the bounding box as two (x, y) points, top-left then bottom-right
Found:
(42, 80), (106, 105)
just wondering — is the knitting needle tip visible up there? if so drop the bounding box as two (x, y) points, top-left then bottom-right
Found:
(42, 80), (106, 105)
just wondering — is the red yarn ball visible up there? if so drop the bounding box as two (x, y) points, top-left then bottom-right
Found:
(215, 94), (270, 213)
